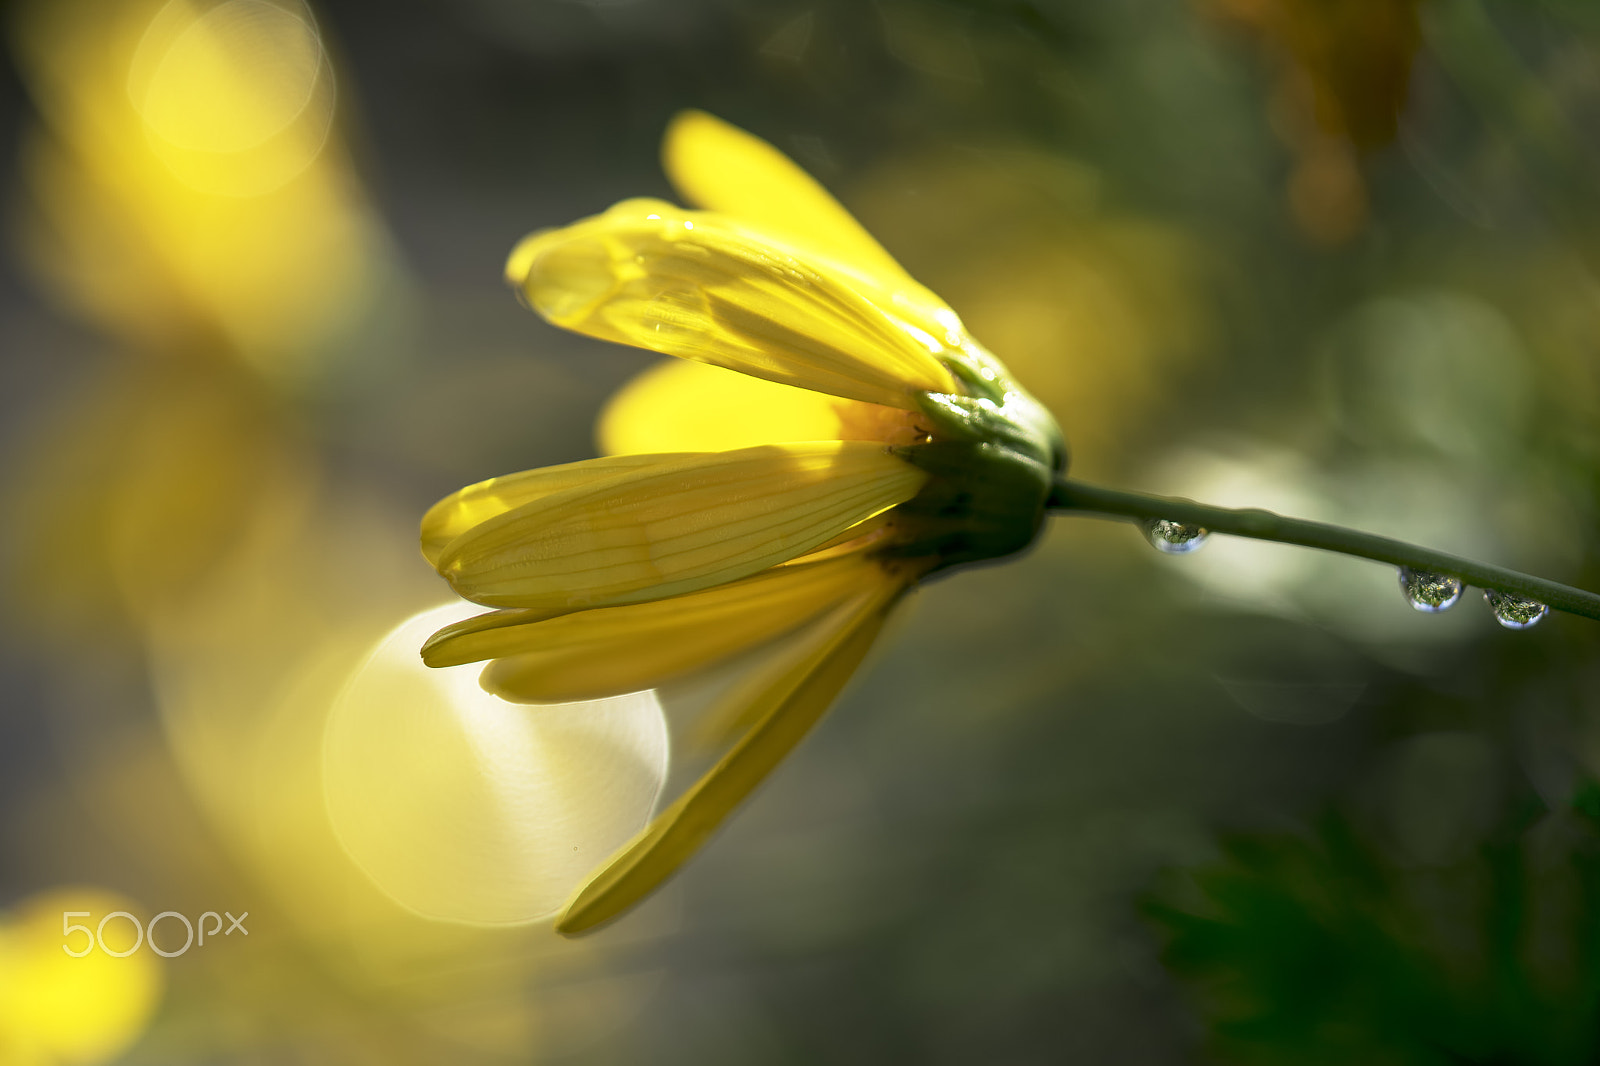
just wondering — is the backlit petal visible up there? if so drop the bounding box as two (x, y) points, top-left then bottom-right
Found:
(421, 452), (693, 567)
(457, 553), (878, 702)
(418, 531), (889, 672)
(596, 358), (921, 455)
(417, 604), (569, 665)
(421, 549), (872, 669)
(437, 441), (926, 610)
(505, 201), (958, 408)
(556, 575), (903, 935)
(662, 110), (914, 293)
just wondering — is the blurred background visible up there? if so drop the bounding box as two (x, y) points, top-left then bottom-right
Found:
(3, 0), (1600, 1061)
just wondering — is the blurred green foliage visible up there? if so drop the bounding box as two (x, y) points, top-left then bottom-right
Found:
(1149, 795), (1600, 1066)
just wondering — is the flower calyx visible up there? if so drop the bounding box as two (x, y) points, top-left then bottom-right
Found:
(888, 348), (1065, 574)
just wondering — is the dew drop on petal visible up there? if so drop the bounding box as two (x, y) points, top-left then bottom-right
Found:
(1398, 567), (1462, 612)
(1142, 518), (1209, 554)
(1484, 589), (1548, 630)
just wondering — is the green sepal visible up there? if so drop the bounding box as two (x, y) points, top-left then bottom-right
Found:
(927, 344), (1067, 473)
(918, 392), (1062, 473)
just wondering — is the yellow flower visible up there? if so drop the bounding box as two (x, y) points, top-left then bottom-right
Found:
(420, 111), (1064, 935)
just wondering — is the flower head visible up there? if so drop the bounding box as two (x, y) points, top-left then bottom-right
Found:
(421, 110), (1064, 934)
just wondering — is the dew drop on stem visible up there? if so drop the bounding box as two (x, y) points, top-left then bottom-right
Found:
(1142, 518), (1209, 555)
(1398, 567), (1462, 612)
(1485, 589), (1548, 629)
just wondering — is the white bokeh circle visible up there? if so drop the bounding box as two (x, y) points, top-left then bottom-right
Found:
(323, 603), (669, 925)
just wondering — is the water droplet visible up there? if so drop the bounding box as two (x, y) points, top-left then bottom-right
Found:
(1485, 590), (1548, 630)
(1142, 518), (1209, 554)
(1398, 568), (1462, 612)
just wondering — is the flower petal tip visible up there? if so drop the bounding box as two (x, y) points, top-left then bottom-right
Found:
(504, 227), (553, 288)
(553, 906), (607, 938)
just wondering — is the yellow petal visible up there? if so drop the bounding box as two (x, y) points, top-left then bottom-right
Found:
(662, 110), (914, 292)
(437, 441), (926, 610)
(505, 201), (958, 408)
(420, 550), (872, 670)
(418, 604), (570, 665)
(417, 537), (886, 672)
(597, 357), (925, 455)
(421, 452), (693, 567)
(556, 575), (903, 935)
(795, 509), (895, 560)
(465, 553), (879, 702)
(597, 358), (842, 454)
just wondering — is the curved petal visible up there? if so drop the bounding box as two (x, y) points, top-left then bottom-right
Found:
(418, 603), (569, 665)
(421, 452), (696, 566)
(419, 526), (890, 671)
(437, 441), (926, 610)
(505, 200), (958, 408)
(452, 553), (878, 702)
(421, 550), (873, 669)
(662, 110), (914, 293)
(556, 575), (904, 935)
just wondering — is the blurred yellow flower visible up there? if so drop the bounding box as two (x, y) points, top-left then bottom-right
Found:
(5, 0), (395, 635)
(0, 887), (163, 1066)
(422, 111), (1064, 935)
(12, 0), (391, 377)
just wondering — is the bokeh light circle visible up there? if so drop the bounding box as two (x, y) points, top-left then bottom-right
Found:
(322, 603), (670, 925)
(127, 0), (336, 195)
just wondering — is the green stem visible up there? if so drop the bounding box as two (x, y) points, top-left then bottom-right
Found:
(1047, 476), (1600, 623)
